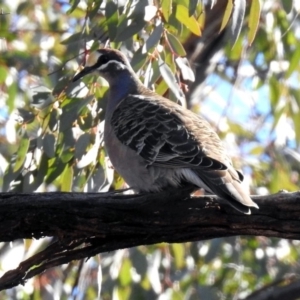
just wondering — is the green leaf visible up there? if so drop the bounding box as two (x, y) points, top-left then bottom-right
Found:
(281, 0), (293, 13)
(230, 0), (246, 47)
(220, 0), (233, 32)
(158, 55), (185, 104)
(248, 0), (261, 45)
(75, 133), (91, 159)
(131, 47), (148, 72)
(67, 0), (81, 14)
(161, 0), (172, 21)
(143, 22), (163, 52)
(119, 258), (132, 287)
(249, 145), (264, 156)
(105, 1), (119, 40)
(155, 79), (169, 96)
(13, 133), (30, 172)
(61, 32), (85, 45)
(175, 4), (201, 36)
(0, 66), (7, 83)
(115, 16), (146, 42)
(59, 96), (94, 132)
(172, 244), (185, 269)
(43, 133), (56, 158)
(49, 109), (59, 132)
(189, 0), (199, 17)
(45, 159), (65, 184)
(285, 46), (300, 78)
(7, 82), (17, 113)
(31, 153), (48, 191)
(166, 32), (186, 56)
(269, 76), (280, 107)
(61, 163), (73, 191)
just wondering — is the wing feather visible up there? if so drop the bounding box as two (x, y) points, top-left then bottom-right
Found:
(111, 94), (228, 171)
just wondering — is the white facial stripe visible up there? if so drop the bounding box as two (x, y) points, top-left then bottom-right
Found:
(98, 60), (126, 71)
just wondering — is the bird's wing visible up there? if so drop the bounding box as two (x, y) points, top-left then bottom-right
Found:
(111, 94), (229, 171)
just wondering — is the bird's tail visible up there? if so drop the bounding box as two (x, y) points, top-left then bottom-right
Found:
(193, 168), (259, 214)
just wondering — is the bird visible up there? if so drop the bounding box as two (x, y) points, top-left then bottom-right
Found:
(72, 48), (259, 214)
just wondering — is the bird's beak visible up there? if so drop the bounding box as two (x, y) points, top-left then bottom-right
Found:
(72, 66), (94, 82)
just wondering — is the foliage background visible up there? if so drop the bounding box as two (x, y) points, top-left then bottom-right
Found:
(0, 0), (300, 299)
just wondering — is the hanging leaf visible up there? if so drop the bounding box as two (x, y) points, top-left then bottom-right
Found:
(75, 133), (91, 159)
(248, 0), (261, 46)
(231, 0), (246, 47)
(13, 133), (30, 172)
(175, 4), (201, 36)
(43, 133), (56, 158)
(105, 1), (119, 40)
(166, 32), (186, 56)
(285, 46), (300, 78)
(161, 0), (172, 21)
(220, 0), (233, 32)
(158, 56), (186, 104)
(189, 0), (199, 17)
(115, 15), (146, 42)
(281, 0), (293, 13)
(61, 163), (73, 191)
(175, 57), (195, 82)
(143, 22), (163, 53)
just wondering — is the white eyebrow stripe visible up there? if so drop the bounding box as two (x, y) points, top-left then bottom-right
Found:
(98, 60), (126, 71)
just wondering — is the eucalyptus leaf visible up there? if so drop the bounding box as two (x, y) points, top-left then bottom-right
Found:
(75, 132), (91, 159)
(248, 0), (261, 45)
(158, 56), (186, 104)
(230, 0), (246, 47)
(13, 133), (30, 172)
(43, 133), (56, 158)
(175, 4), (201, 36)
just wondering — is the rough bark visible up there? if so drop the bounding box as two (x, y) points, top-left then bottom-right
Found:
(0, 190), (299, 290)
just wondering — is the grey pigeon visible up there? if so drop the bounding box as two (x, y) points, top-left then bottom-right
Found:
(73, 48), (258, 214)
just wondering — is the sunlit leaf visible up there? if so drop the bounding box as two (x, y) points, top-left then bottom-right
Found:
(61, 163), (73, 191)
(161, 0), (172, 21)
(166, 32), (186, 56)
(285, 46), (300, 78)
(119, 258), (132, 287)
(175, 4), (201, 36)
(248, 0), (261, 45)
(13, 133), (30, 172)
(67, 0), (81, 14)
(220, 0), (233, 32)
(0, 66), (8, 83)
(175, 57), (195, 81)
(231, 0), (246, 47)
(172, 244), (185, 269)
(45, 159), (65, 184)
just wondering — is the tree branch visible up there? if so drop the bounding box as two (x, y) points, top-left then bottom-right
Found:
(0, 190), (299, 290)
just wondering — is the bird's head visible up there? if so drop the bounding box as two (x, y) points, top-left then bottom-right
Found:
(72, 48), (133, 83)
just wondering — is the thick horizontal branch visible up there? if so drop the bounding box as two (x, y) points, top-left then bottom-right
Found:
(0, 190), (299, 290)
(1, 190), (300, 242)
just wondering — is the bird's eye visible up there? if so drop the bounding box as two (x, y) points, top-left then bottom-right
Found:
(98, 55), (109, 65)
